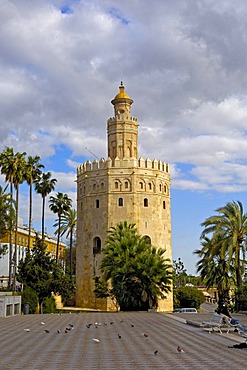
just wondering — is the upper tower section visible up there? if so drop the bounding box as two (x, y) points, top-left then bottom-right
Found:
(107, 82), (138, 161)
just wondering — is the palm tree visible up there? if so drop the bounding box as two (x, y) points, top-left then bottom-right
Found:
(100, 221), (172, 310)
(12, 151), (27, 290)
(0, 147), (17, 286)
(25, 156), (44, 252)
(0, 185), (15, 241)
(201, 200), (247, 289)
(49, 192), (72, 263)
(34, 172), (57, 240)
(54, 208), (77, 278)
(195, 236), (234, 306)
(0, 147), (26, 288)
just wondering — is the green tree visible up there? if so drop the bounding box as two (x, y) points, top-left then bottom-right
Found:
(21, 287), (39, 314)
(200, 201), (247, 289)
(54, 208), (77, 278)
(49, 192), (72, 263)
(34, 172), (57, 240)
(17, 237), (74, 313)
(0, 185), (15, 241)
(97, 221), (172, 311)
(0, 147), (18, 285)
(24, 155), (44, 252)
(176, 286), (205, 310)
(173, 258), (187, 287)
(195, 236), (235, 311)
(12, 151), (27, 290)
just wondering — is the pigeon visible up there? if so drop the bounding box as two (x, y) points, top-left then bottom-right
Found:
(40, 322), (45, 325)
(177, 346), (185, 353)
(143, 333), (148, 338)
(57, 330), (61, 333)
(154, 350), (158, 355)
(118, 334), (121, 338)
(131, 324), (135, 327)
(86, 324), (91, 329)
(69, 324), (74, 328)
(93, 338), (100, 343)
(44, 329), (50, 333)
(24, 329), (30, 332)
(110, 322), (114, 325)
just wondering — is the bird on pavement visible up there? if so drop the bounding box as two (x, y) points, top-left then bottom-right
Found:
(143, 333), (148, 337)
(177, 346), (185, 353)
(118, 334), (121, 338)
(44, 329), (50, 333)
(93, 338), (100, 343)
(154, 350), (158, 355)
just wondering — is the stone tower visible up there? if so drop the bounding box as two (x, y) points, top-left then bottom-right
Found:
(76, 83), (173, 311)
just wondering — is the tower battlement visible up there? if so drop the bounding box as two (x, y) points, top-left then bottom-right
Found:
(107, 116), (138, 123)
(77, 157), (169, 175)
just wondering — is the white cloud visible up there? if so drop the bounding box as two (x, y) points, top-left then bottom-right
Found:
(1, 0), (247, 196)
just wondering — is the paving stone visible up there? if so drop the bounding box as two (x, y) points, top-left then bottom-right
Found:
(0, 311), (246, 369)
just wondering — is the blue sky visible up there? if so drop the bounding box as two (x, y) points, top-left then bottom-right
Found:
(1, 0), (247, 274)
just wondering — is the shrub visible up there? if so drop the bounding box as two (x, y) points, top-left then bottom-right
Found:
(22, 287), (38, 314)
(42, 296), (57, 314)
(235, 285), (247, 311)
(175, 286), (205, 310)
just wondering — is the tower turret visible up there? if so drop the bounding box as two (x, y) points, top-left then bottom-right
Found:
(107, 82), (138, 160)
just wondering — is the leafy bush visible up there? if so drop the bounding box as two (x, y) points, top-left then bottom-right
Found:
(175, 286), (205, 310)
(42, 296), (57, 314)
(235, 285), (247, 311)
(22, 287), (38, 314)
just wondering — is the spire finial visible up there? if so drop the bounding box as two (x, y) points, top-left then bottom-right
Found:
(120, 81), (123, 87)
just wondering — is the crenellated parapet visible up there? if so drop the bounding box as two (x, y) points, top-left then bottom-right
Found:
(77, 157), (169, 175)
(107, 116), (138, 123)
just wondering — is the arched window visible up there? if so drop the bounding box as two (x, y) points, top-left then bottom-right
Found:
(144, 198), (148, 207)
(125, 181), (128, 189)
(93, 183), (96, 191)
(164, 185), (167, 193)
(118, 198), (123, 206)
(163, 201), (166, 209)
(115, 182), (119, 189)
(148, 183), (152, 190)
(143, 235), (151, 245)
(139, 182), (143, 189)
(93, 237), (101, 254)
(159, 184), (162, 192)
(101, 182), (104, 190)
(96, 199), (99, 208)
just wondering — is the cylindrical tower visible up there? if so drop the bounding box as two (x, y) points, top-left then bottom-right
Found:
(76, 83), (173, 312)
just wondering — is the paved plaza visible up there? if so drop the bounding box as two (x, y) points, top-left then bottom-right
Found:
(0, 310), (247, 369)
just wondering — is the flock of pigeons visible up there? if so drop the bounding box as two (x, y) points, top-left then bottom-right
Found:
(24, 319), (185, 355)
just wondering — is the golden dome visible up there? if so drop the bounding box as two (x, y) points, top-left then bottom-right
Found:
(111, 82), (133, 105)
(114, 82), (131, 100)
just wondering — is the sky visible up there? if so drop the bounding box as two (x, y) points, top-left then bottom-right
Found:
(1, 0), (247, 275)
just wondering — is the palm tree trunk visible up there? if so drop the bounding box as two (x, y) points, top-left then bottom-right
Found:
(42, 196), (45, 240)
(70, 230), (73, 279)
(56, 216), (61, 263)
(28, 181), (32, 252)
(236, 251), (242, 289)
(13, 185), (19, 291)
(8, 180), (13, 288)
